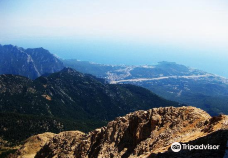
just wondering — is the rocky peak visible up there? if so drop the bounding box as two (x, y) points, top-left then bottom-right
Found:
(25, 47), (53, 58)
(8, 132), (55, 158)
(61, 67), (79, 74)
(45, 67), (85, 81)
(11, 106), (227, 158)
(0, 44), (64, 79)
(0, 44), (24, 53)
(27, 47), (45, 51)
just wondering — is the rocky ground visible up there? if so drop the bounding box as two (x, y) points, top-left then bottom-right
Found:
(8, 106), (228, 158)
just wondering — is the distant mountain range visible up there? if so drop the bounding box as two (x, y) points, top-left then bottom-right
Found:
(63, 60), (228, 116)
(0, 44), (64, 79)
(1, 44), (228, 116)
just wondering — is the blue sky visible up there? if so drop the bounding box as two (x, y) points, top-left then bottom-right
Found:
(1, 0), (228, 76)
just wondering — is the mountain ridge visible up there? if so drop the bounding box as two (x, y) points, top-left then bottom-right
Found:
(1, 44), (227, 116)
(0, 67), (180, 145)
(8, 106), (228, 158)
(63, 59), (228, 116)
(0, 44), (64, 79)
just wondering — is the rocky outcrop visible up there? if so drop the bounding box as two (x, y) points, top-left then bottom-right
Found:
(35, 131), (86, 158)
(8, 133), (55, 158)
(11, 106), (227, 158)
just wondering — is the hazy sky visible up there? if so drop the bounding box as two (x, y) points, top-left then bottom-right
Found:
(1, 0), (228, 76)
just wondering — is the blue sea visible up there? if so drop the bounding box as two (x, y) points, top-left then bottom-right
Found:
(2, 37), (228, 78)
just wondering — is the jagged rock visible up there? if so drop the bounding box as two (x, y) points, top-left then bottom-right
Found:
(36, 131), (85, 158)
(0, 44), (64, 79)
(10, 106), (228, 158)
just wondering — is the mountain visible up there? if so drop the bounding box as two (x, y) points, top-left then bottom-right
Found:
(1, 44), (227, 116)
(1, 45), (227, 157)
(9, 106), (228, 158)
(0, 44), (64, 79)
(0, 68), (180, 145)
(62, 59), (125, 78)
(63, 60), (228, 116)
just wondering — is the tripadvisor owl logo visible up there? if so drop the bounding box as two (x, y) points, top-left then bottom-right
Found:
(171, 142), (182, 152)
(170, 142), (220, 152)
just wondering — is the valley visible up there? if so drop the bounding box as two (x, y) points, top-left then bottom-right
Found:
(0, 67), (179, 147)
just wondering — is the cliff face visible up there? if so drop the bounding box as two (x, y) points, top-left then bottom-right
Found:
(10, 106), (228, 158)
(0, 45), (64, 79)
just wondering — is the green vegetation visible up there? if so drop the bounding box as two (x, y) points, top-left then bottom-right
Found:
(0, 149), (17, 158)
(0, 113), (106, 144)
(0, 68), (179, 145)
(63, 60), (228, 116)
(63, 59), (122, 78)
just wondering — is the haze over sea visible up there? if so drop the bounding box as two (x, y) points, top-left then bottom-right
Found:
(1, 0), (228, 77)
